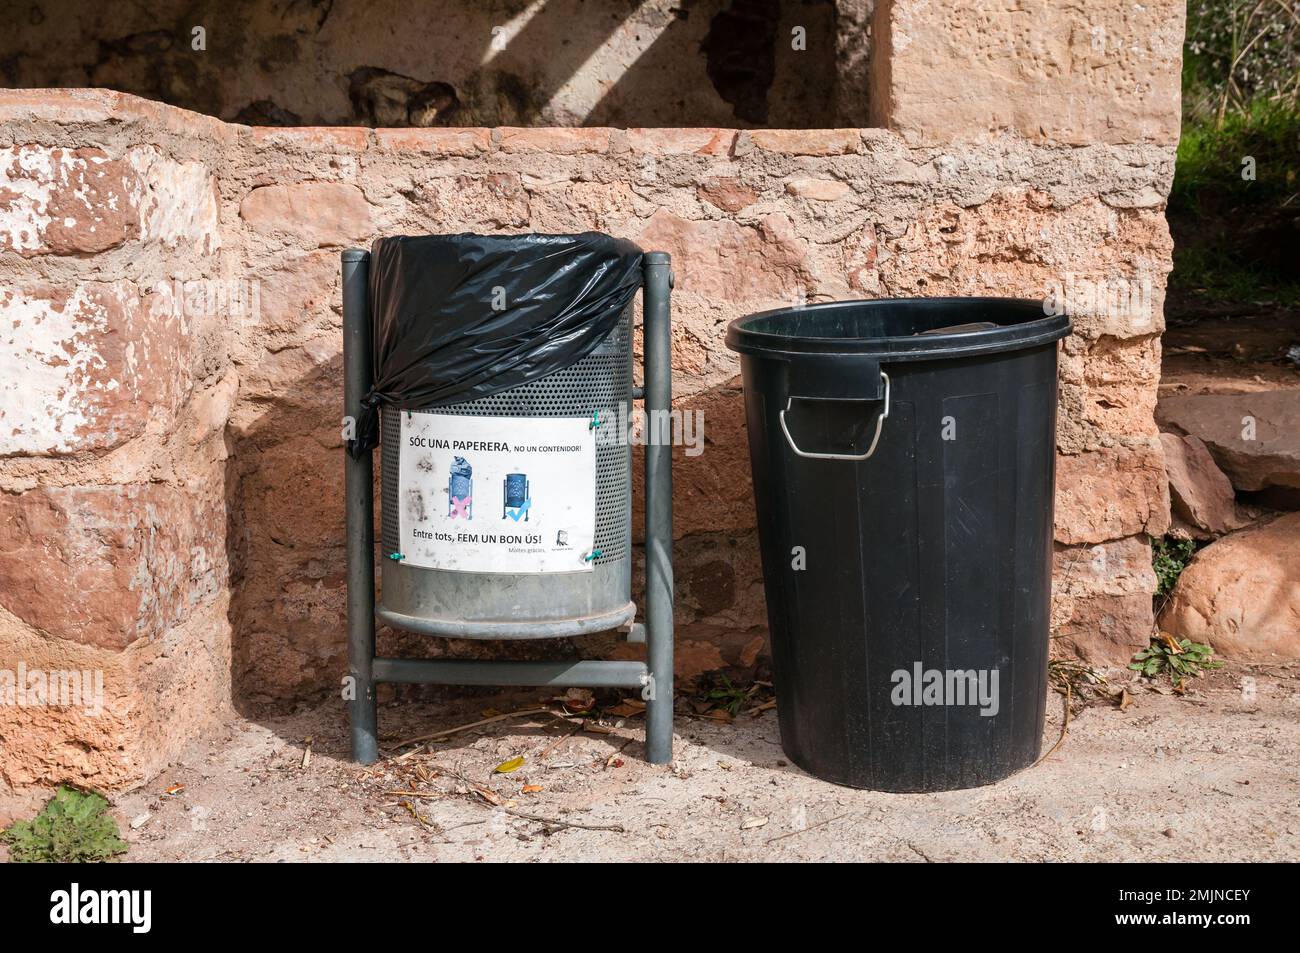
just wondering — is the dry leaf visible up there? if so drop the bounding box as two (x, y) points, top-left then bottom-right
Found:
(1117, 688), (1132, 711)
(494, 756), (526, 774)
(1160, 631), (1183, 654)
(163, 783), (185, 797)
(741, 816), (769, 830)
(521, 784), (544, 794)
(607, 703), (645, 718)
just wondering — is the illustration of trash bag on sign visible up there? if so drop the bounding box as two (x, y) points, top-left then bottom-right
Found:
(503, 472), (530, 521)
(448, 456), (473, 519)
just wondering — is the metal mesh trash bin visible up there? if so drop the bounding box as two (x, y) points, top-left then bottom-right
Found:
(342, 236), (676, 765)
(377, 306), (636, 638)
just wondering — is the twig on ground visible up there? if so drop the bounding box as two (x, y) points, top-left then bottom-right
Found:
(494, 807), (625, 833)
(387, 707), (551, 753)
(538, 725), (581, 761)
(766, 814), (849, 844)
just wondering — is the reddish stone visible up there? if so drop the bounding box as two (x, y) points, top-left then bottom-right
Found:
(1055, 444), (1170, 544)
(1159, 512), (1300, 658)
(239, 181), (372, 247)
(843, 223), (880, 293)
(0, 481), (227, 650)
(374, 128), (490, 155)
(697, 177), (759, 213)
(785, 177), (854, 200)
(497, 127), (611, 154)
(1157, 390), (1300, 493)
(0, 145), (140, 256)
(747, 129), (859, 156)
(635, 209), (809, 301)
(0, 281), (189, 456)
(1159, 432), (1248, 537)
(1053, 592), (1154, 665)
(251, 126), (370, 151)
(626, 128), (735, 156)
(254, 250), (340, 336)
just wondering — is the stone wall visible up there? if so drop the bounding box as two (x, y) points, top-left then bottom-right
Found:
(0, 93), (236, 803)
(0, 0), (1185, 799)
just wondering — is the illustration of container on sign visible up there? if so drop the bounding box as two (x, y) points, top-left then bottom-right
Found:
(503, 472), (530, 521)
(448, 456), (472, 519)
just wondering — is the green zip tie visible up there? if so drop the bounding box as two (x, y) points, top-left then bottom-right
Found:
(589, 411), (601, 430)
(388, 552), (405, 561)
(584, 549), (602, 562)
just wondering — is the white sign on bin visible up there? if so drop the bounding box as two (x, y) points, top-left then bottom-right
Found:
(397, 413), (596, 574)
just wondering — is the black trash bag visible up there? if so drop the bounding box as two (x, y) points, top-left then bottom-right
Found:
(347, 232), (643, 458)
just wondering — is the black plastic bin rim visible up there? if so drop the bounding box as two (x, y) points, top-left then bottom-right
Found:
(725, 297), (1071, 362)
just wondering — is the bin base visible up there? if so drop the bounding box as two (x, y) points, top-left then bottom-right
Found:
(780, 733), (1044, 793)
(376, 600), (637, 640)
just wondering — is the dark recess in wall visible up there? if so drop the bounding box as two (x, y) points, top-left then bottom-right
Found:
(348, 67), (461, 127)
(701, 0), (780, 124)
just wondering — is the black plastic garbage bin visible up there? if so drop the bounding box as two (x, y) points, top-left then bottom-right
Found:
(726, 298), (1070, 792)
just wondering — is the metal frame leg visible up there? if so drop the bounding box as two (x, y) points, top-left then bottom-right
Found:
(343, 249), (378, 764)
(642, 252), (675, 764)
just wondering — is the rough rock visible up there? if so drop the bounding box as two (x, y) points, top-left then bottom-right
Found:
(1053, 592), (1154, 666)
(0, 281), (189, 456)
(1055, 444), (1170, 544)
(785, 177), (853, 201)
(697, 177), (758, 213)
(1051, 537), (1156, 664)
(1159, 513), (1300, 658)
(0, 145), (140, 256)
(0, 480), (227, 649)
(1157, 390), (1300, 492)
(632, 380), (754, 541)
(239, 181), (372, 247)
(635, 209), (810, 302)
(1159, 432), (1249, 538)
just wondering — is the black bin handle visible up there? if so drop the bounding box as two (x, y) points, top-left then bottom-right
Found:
(779, 370), (890, 461)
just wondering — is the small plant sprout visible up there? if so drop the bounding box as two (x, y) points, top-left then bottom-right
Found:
(1151, 534), (1198, 599)
(1, 786), (128, 863)
(1129, 633), (1224, 690)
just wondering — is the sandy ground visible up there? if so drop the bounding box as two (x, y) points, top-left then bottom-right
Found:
(87, 660), (1300, 862)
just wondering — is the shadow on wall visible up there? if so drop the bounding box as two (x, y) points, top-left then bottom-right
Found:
(223, 330), (769, 714)
(2, 0), (846, 128)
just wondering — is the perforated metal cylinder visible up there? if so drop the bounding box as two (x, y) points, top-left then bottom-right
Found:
(377, 307), (634, 638)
